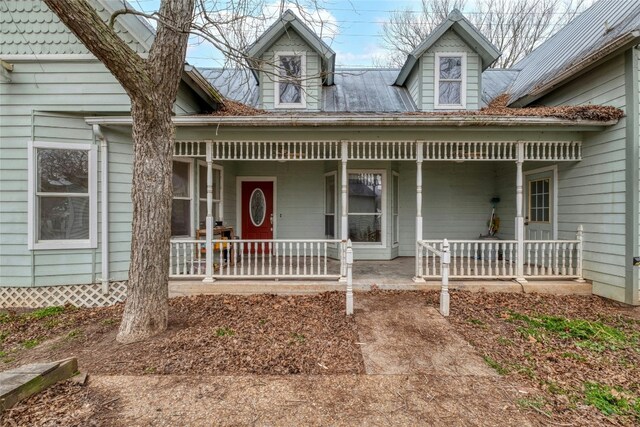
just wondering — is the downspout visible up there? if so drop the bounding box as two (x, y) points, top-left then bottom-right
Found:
(93, 125), (110, 295)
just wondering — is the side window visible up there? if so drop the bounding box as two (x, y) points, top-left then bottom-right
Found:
(275, 53), (305, 108)
(171, 161), (192, 236)
(29, 141), (97, 249)
(324, 173), (336, 238)
(435, 53), (466, 108)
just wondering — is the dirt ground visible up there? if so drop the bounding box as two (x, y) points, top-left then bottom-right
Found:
(1, 290), (639, 426)
(1, 292), (363, 376)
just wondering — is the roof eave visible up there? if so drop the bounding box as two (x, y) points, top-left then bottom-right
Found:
(85, 114), (618, 130)
(510, 31), (640, 107)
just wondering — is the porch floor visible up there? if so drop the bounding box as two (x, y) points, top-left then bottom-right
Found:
(169, 257), (592, 297)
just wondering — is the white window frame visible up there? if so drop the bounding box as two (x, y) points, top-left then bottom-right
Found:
(347, 169), (387, 248)
(171, 158), (195, 238)
(392, 171), (400, 248)
(434, 52), (467, 110)
(274, 51), (307, 109)
(28, 140), (97, 250)
(324, 171), (338, 241)
(196, 160), (224, 228)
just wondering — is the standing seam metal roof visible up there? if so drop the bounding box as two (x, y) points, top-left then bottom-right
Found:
(200, 67), (519, 112)
(508, 0), (640, 104)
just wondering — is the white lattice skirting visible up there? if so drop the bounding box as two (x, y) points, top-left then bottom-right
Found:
(0, 281), (128, 308)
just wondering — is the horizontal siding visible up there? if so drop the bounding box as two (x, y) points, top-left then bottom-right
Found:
(259, 31), (322, 111)
(539, 53), (628, 297)
(420, 30), (480, 111)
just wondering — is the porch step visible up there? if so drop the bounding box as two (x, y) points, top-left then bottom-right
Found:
(168, 279), (592, 297)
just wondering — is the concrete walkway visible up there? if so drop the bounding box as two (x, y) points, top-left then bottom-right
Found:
(86, 294), (536, 426)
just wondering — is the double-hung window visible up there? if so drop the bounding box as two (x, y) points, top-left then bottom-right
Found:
(171, 160), (193, 237)
(275, 52), (305, 108)
(435, 53), (466, 109)
(28, 141), (97, 250)
(348, 171), (385, 245)
(392, 172), (399, 246)
(324, 172), (337, 239)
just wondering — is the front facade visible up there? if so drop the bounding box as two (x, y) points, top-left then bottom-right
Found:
(1, 0), (638, 307)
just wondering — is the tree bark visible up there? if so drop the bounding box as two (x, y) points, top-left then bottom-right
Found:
(44, 0), (195, 343)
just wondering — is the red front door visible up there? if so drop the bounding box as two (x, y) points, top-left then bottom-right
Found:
(242, 181), (274, 242)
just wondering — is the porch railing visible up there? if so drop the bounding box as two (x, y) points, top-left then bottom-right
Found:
(418, 240), (518, 279)
(170, 239), (347, 280)
(418, 240), (451, 316)
(417, 232), (583, 280)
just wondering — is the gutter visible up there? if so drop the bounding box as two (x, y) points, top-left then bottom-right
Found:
(511, 30), (640, 107)
(93, 125), (110, 295)
(85, 114), (618, 129)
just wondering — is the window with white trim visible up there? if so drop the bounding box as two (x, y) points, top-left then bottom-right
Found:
(172, 160), (193, 236)
(392, 172), (399, 246)
(435, 53), (466, 109)
(324, 172), (337, 238)
(28, 141), (97, 250)
(528, 178), (550, 223)
(348, 171), (385, 245)
(197, 163), (223, 229)
(275, 52), (305, 108)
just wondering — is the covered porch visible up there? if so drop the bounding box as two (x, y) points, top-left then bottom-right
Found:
(169, 137), (585, 285)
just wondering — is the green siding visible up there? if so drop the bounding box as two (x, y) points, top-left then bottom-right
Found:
(419, 30), (481, 111)
(537, 53), (629, 301)
(0, 0), (146, 55)
(258, 31), (322, 111)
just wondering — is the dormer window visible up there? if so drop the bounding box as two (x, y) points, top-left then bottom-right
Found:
(275, 52), (306, 108)
(435, 53), (466, 109)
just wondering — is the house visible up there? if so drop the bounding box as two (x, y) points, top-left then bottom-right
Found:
(0, 0), (638, 308)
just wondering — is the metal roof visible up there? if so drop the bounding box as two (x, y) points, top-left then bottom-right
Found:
(508, 0), (640, 106)
(200, 66), (521, 111)
(481, 69), (520, 105)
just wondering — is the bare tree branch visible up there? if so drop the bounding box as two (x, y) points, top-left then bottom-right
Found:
(379, 0), (594, 68)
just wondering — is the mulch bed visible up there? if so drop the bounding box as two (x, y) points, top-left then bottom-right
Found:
(1, 292), (364, 376)
(446, 291), (640, 426)
(0, 379), (121, 427)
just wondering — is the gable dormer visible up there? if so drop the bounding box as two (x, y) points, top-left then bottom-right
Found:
(247, 10), (335, 111)
(395, 10), (500, 111)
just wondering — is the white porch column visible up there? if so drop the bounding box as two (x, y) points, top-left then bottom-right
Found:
(414, 141), (425, 282)
(341, 140), (348, 242)
(203, 142), (215, 283)
(515, 141), (526, 283)
(340, 141), (349, 280)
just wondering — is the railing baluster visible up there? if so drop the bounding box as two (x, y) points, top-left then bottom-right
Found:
(261, 242), (265, 276)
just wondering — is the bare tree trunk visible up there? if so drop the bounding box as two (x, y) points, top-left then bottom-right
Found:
(117, 101), (175, 343)
(44, 0), (195, 343)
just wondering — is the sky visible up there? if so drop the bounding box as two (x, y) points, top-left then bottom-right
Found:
(127, 0), (447, 68)
(128, 0), (591, 69)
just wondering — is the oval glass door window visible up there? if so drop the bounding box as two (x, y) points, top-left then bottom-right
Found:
(250, 188), (266, 227)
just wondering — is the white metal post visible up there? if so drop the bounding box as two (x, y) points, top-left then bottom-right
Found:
(440, 239), (450, 316)
(346, 239), (354, 315)
(203, 142), (215, 283)
(414, 141), (425, 282)
(575, 224), (585, 282)
(515, 142), (527, 283)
